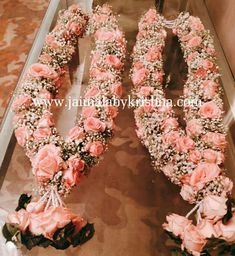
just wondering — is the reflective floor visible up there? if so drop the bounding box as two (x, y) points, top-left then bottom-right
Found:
(0, 0), (234, 255)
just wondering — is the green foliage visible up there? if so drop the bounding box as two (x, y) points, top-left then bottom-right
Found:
(15, 194), (32, 211)
(2, 219), (95, 250)
(71, 223), (95, 246)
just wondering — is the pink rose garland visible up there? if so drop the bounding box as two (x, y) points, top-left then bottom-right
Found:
(132, 9), (234, 255)
(6, 4), (126, 250)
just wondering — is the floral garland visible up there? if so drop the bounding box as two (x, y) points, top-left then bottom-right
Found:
(4, 4), (126, 250)
(132, 9), (235, 255)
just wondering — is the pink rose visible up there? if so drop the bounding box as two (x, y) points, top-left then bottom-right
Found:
(33, 127), (51, 140)
(133, 61), (144, 70)
(202, 59), (214, 70)
(176, 136), (195, 152)
(201, 80), (218, 98)
(7, 209), (30, 232)
(84, 117), (106, 132)
(142, 103), (153, 112)
(111, 82), (123, 97)
(137, 86), (154, 97)
(85, 86), (101, 98)
(187, 36), (202, 48)
(105, 55), (123, 69)
(132, 67), (149, 86)
(199, 101), (221, 119)
(180, 185), (195, 203)
(29, 206), (76, 239)
(143, 9), (157, 24)
(12, 95), (32, 112)
(85, 141), (104, 157)
(63, 156), (85, 187)
(186, 119), (202, 137)
(82, 106), (97, 118)
(93, 13), (109, 23)
(32, 144), (62, 182)
(187, 52), (198, 63)
(217, 213), (235, 242)
(28, 63), (58, 80)
(195, 68), (207, 78)
(137, 30), (147, 39)
(203, 149), (224, 164)
(145, 46), (160, 61)
(188, 150), (202, 163)
(162, 163), (174, 177)
(182, 224), (207, 255)
(68, 126), (85, 141)
(163, 214), (191, 237)
(38, 114), (55, 128)
(69, 22), (82, 35)
(189, 163), (221, 190)
(95, 28), (122, 42)
(203, 132), (227, 150)
(189, 16), (204, 31)
(63, 167), (81, 187)
(106, 106), (118, 118)
(197, 219), (220, 238)
(15, 126), (30, 147)
(68, 156), (85, 172)
(90, 68), (114, 81)
(181, 31), (195, 42)
(200, 195), (227, 220)
(45, 34), (59, 49)
(161, 118), (179, 132)
(162, 131), (180, 145)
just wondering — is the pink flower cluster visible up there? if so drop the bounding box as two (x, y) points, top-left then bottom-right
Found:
(7, 203), (86, 240)
(132, 9), (234, 255)
(163, 205), (235, 256)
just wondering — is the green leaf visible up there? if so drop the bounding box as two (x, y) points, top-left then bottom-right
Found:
(53, 222), (75, 241)
(21, 231), (45, 250)
(222, 198), (233, 224)
(71, 223), (95, 247)
(51, 222), (75, 250)
(166, 231), (182, 245)
(2, 223), (21, 242)
(38, 237), (53, 248)
(51, 240), (70, 250)
(15, 194), (32, 211)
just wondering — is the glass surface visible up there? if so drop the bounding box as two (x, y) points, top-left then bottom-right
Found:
(0, 0), (234, 255)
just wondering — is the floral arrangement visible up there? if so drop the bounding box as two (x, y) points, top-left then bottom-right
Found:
(3, 194), (94, 250)
(132, 9), (235, 255)
(4, 4), (126, 250)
